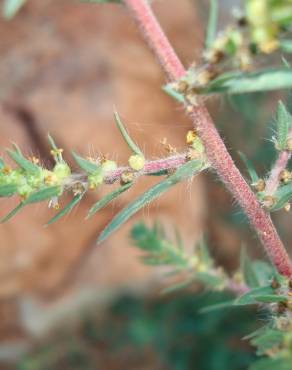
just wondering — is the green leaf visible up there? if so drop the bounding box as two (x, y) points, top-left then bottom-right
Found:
(87, 182), (132, 219)
(279, 39), (292, 53)
(98, 159), (206, 243)
(147, 169), (169, 176)
(205, 0), (218, 49)
(234, 286), (274, 306)
(254, 294), (287, 303)
(252, 261), (274, 286)
(197, 237), (212, 266)
(46, 193), (84, 225)
(275, 101), (290, 150)
(195, 271), (225, 288)
(250, 357), (292, 370)
(25, 186), (61, 204)
(162, 85), (185, 103)
(240, 247), (260, 288)
(7, 150), (40, 174)
(0, 184), (17, 197)
(0, 202), (25, 223)
(72, 151), (99, 174)
(251, 329), (284, 356)
(2, 0), (26, 19)
(238, 151), (259, 183)
(271, 181), (292, 211)
(161, 276), (196, 294)
(202, 68), (292, 95)
(0, 158), (4, 170)
(114, 112), (143, 156)
(200, 300), (235, 314)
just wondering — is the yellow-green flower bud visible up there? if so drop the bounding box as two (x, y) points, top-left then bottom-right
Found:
(53, 162), (71, 181)
(88, 172), (104, 190)
(128, 154), (145, 171)
(191, 137), (205, 154)
(101, 160), (117, 173)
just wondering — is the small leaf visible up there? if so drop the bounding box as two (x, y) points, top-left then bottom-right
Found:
(254, 294), (287, 303)
(161, 276), (196, 294)
(252, 261), (274, 286)
(87, 182), (132, 219)
(202, 68), (292, 95)
(234, 286), (274, 306)
(195, 271), (225, 288)
(200, 300), (235, 314)
(0, 202), (25, 223)
(7, 150), (40, 174)
(251, 329), (284, 356)
(25, 186), (61, 204)
(98, 159), (206, 243)
(162, 84), (185, 103)
(275, 101), (290, 150)
(205, 0), (218, 49)
(249, 357), (292, 370)
(0, 184), (17, 197)
(46, 193), (84, 225)
(72, 151), (99, 174)
(240, 246), (260, 288)
(197, 237), (212, 266)
(238, 151), (259, 184)
(114, 112), (143, 156)
(271, 181), (292, 211)
(3, 0), (26, 19)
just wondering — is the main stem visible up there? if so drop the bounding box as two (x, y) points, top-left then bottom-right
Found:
(123, 0), (292, 277)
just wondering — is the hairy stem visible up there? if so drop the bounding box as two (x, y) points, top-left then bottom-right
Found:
(122, 0), (292, 277)
(265, 150), (291, 195)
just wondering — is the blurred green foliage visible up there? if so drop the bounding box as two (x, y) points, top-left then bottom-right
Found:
(18, 292), (257, 370)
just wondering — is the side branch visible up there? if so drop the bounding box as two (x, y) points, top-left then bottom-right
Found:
(122, 0), (292, 277)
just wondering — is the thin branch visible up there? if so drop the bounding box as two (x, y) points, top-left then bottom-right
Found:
(265, 150), (291, 195)
(122, 0), (292, 277)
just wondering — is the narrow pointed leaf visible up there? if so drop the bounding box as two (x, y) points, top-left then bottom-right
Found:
(240, 246), (259, 288)
(275, 101), (290, 150)
(98, 159), (206, 243)
(0, 157), (4, 169)
(46, 193), (84, 225)
(25, 186), (61, 204)
(238, 151), (259, 183)
(7, 150), (39, 174)
(200, 300), (235, 314)
(0, 202), (25, 223)
(3, 0), (26, 19)
(87, 182), (132, 219)
(202, 68), (292, 95)
(0, 184), (17, 197)
(234, 286), (274, 306)
(254, 294), (287, 303)
(162, 85), (185, 103)
(114, 112), (143, 156)
(271, 181), (292, 211)
(72, 151), (99, 174)
(205, 0), (218, 49)
(47, 133), (58, 151)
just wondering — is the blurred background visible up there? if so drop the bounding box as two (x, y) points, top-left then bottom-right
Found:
(0, 0), (290, 369)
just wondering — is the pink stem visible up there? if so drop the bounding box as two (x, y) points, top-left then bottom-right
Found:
(122, 0), (292, 277)
(265, 151), (291, 195)
(103, 153), (193, 183)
